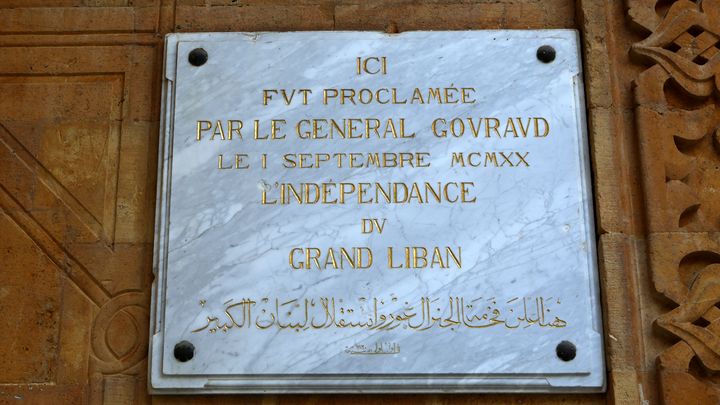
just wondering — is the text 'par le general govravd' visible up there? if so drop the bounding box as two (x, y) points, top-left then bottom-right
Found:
(150, 31), (604, 393)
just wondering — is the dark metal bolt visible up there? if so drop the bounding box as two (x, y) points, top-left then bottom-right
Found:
(536, 45), (556, 63)
(174, 340), (195, 362)
(556, 340), (576, 361)
(188, 48), (208, 67)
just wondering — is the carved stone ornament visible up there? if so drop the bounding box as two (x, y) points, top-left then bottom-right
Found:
(631, 0), (720, 403)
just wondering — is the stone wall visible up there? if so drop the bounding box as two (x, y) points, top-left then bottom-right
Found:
(1, 1), (718, 404)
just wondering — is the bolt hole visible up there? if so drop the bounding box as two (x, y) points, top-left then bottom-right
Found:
(188, 48), (208, 67)
(556, 340), (576, 361)
(537, 45), (556, 63)
(174, 340), (195, 362)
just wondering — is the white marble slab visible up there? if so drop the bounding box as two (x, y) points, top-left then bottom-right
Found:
(150, 31), (604, 393)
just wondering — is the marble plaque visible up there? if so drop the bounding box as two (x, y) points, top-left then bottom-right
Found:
(150, 31), (604, 393)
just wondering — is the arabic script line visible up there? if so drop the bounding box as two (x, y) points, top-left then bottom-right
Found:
(190, 296), (567, 334)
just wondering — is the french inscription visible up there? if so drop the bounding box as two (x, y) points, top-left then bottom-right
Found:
(152, 31), (603, 391)
(190, 57), (551, 277)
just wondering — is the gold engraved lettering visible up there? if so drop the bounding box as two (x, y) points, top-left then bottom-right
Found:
(260, 181), (476, 205)
(431, 117), (549, 138)
(228, 120), (242, 140)
(485, 152), (498, 167)
(534, 117), (550, 137)
(254, 119), (286, 140)
(217, 154), (231, 169)
(196, 120), (212, 141)
(295, 118), (414, 139)
(461, 88), (476, 103)
(486, 118), (501, 138)
(191, 295), (568, 334)
(427, 88), (442, 103)
(234, 154), (249, 169)
(450, 152), (530, 168)
(444, 87), (459, 104)
(212, 154), (250, 170)
(320, 87), (476, 105)
(210, 120), (225, 140)
(357, 56), (387, 75)
(290, 247), (373, 270)
(262, 89), (278, 105)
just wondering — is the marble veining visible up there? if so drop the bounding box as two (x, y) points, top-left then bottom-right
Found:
(150, 31), (604, 393)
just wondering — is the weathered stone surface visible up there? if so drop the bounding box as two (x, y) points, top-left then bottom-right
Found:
(628, 0), (720, 403)
(334, 1), (575, 30)
(0, 213), (60, 384)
